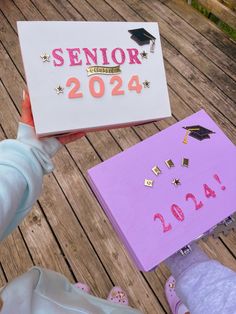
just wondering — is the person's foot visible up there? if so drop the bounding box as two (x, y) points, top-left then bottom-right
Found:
(165, 276), (190, 314)
(107, 286), (129, 305)
(74, 282), (91, 294)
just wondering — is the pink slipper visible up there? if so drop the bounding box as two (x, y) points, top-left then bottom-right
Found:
(107, 286), (129, 305)
(74, 282), (91, 294)
(165, 276), (189, 314)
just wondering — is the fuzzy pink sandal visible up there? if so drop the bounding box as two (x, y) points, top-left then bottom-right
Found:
(165, 276), (189, 314)
(74, 282), (91, 294)
(107, 286), (129, 305)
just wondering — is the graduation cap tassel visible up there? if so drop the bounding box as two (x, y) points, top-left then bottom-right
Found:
(183, 130), (190, 144)
(150, 39), (156, 53)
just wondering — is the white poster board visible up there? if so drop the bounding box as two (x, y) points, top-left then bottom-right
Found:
(18, 21), (171, 136)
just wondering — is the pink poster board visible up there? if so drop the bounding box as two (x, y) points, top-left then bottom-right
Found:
(88, 110), (236, 271)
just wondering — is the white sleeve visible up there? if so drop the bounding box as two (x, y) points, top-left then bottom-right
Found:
(0, 123), (62, 241)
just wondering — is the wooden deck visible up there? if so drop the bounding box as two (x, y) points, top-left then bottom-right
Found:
(0, 0), (235, 313)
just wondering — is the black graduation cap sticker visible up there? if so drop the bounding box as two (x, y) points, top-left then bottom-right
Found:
(128, 28), (156, 52)
(182, 125), (215, 143)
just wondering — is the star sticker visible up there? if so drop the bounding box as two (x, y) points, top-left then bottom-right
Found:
(55, 85), (64, 94)
(40, 53), (50, 62)
(140, 51), (148, 59)
(172, 178), (181, 187)
(143, 80), (150, 88)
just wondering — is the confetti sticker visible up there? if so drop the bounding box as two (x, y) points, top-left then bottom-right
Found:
(152, 165), (161, 176)
(172, 178), (181, 187)
(140, 51), (148, 59)
(182, 158), (189, 167)
(55, 85), (64, 94)
(143, 80), (150, 88)
(40, 53), (50, 62)
(144, 179), (154, 187)
(165, 159), (174, 168)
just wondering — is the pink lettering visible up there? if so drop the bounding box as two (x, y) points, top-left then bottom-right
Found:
(52, 48), (64, 67)
(83, 48), (98, 65)
(66, 48), (82, 66)
(127, 48), (141, 64)
(100, 48), (109, 65)
(111, 48), (126, 65)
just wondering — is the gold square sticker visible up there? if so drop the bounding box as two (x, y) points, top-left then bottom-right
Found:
(152, 166), (161, 176)
(144, 179), (154, 187)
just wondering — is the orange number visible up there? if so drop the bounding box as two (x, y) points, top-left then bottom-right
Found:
(89, 76), (105, 98)
(66, 77), (83, 98)
(110, 75), (125, 96)
(128, 75), (142, 94)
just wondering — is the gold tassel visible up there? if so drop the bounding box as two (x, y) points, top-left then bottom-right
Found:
(183, 130), (190, 144)
(183, 128), (200, 144)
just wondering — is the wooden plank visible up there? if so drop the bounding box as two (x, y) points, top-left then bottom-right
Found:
(30, 0), (64, 20)
(0, 11), (25, 78)
(220, 232), (236, 257)
(143, 0), (236, 81)
(67, 0), (104, 21)
(86, 0), (124, 21)
(218, 0), (236, 10)
(162, 0), (236, 60)
(49, 0), (84, 20)
(104, 0), (141, 21)
(0, 263), (7, 287)
(160, 38), (236, 123)
(197, 0), (236, 29)
(123, 0), (236, 102)
(0, 229), (33, 281)
(164, 61), (236, 141)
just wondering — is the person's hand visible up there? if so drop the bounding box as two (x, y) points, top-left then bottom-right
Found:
(20, 90), (85, 144)
(21, 90), (34, 127)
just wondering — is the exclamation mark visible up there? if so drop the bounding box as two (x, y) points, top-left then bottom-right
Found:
(213, 174), (226, 191)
